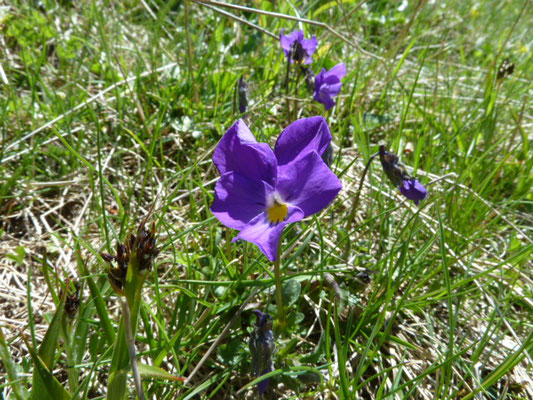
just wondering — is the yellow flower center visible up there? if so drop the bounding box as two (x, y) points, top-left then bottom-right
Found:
(268, 202), (288, 223)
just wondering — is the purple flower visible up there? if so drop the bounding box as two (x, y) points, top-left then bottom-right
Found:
(211, 117), (342, 261)
(249, 310), (275, 395)
(280, 29), (317, 64)
(378, 145), (427, 205)
(314, 63), (346, 110)
(399, 178), (427, 205)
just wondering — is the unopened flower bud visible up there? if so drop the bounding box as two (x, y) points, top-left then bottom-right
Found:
(237, 76), (249, 114)
(249, 310), (276, 395)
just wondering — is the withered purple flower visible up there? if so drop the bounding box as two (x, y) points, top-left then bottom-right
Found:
(399, 178), (427, 205)
(280, 29), (317, 65)
(314, 63), (346, 110)
(101, 222), (159, 295)
(249, 310), (275, 396)
(378, 145), (427, 205)
(211, 117), (342, 261)
(378, 145), (404, 187)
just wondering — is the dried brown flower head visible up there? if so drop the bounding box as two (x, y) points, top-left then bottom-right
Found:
(62, 280), (81, 318)
(101, 222), (159, 295)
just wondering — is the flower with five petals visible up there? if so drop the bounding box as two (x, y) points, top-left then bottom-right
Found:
(211, 117), (342, 261)
(314, 63), (346, 110)
(280, 29), (318, 65)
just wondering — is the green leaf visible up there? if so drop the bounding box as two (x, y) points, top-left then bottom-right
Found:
(75, 246), (115, 345)
(6, 246), (25, 265)
(37, 287), (67, 368)
(459, 330), (532, 400)
(312, 0), (357, 18)
(22, 335), (71, 400)
(300, 331), (327, 364)
(282, 279), (301, 307)
(137, 363), (185, 382)
(107, 369), (128, 400)
(29, 287), (68, 399)
(0, 327), (28, 399)
(216, 337), (244, 366)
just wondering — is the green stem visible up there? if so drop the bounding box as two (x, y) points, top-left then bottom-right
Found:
(108, 252), (147, 399)
(121, 299), (145, 400)
(185, 0), (200, 105)
(273, 237), (285, 330)
(284, 53), (292, 122)
(332, 296), (350, 399)
(292, 67), (302, 121)
(61, 317), (79, 393)
(343, 152), (379, 261)
(284, 54), (291, 97)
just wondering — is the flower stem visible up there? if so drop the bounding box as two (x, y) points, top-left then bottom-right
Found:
(184, 0), (200, 105)
(121, 298), (145, 400)
(108, 253), (147, 399)
(343, 152), (379, 261)
(332, 294), (350, 399)
(284, 54), (291, 96)
(292, 67), (302, 121)
(284, 55), (291, 121)
(273, 237), (285, 330)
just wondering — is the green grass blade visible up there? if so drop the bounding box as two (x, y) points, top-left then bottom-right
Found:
(0, 326), (28, 399)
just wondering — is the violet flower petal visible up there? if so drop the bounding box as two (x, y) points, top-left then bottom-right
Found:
(301, 36), (318, 64)
(314, 69), (324, 91)
(211, 172), (274, 231)
(277, 151), (342, 217)
(280, 29), (316, 64)
(232, 205), (304, 261)
(399, 178), (427, 205)
(274, 116), (332, 167)
(315, 89), (336, 110)
(324, 63), (346, 82)
(280, 29), (302, 58)
(323, 81), (343, 98)
(314, 63), (346, 110)
(213, 120), (278, 186)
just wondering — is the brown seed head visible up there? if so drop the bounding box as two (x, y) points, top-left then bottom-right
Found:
(101, 221), (159, 295)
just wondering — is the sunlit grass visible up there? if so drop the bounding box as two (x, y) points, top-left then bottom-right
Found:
(0, 0), (532, 399)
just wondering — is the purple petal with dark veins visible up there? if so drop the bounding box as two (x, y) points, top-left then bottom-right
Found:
(323, 81), (343, 98)
(315, 88), (337, 110)
(324, 63), (346, 82)
(280, 29), (316, 63)
(301, 35), (318, 64)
